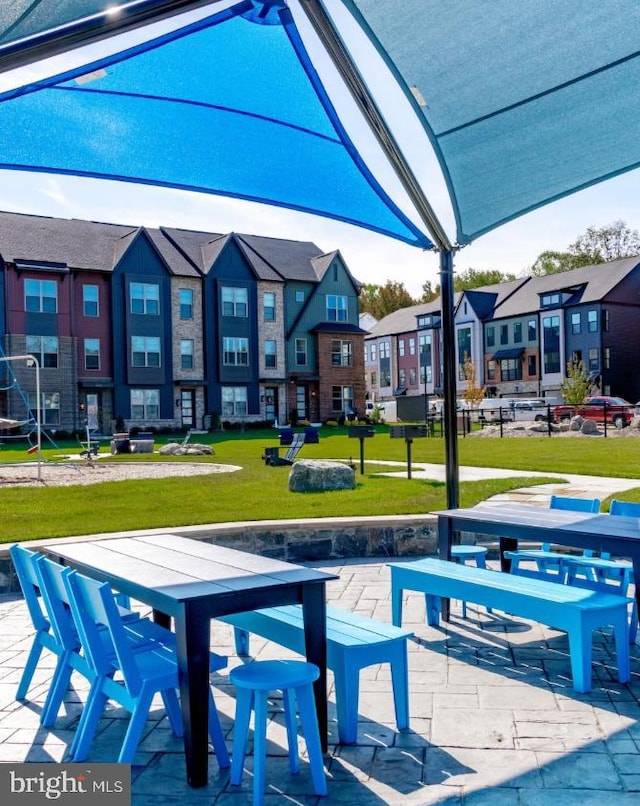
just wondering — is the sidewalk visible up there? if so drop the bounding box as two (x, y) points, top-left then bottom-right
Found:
(1, 554), (639, 804)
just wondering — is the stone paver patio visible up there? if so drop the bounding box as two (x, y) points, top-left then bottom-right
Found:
(1, 556), (639, 804)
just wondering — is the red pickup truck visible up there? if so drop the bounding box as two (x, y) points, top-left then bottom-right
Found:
(553, 396), (636, 429)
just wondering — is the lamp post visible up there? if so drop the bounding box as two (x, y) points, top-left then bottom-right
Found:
(0, 353), (42, 482)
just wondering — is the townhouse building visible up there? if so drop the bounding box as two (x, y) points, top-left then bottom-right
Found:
(365, 256), (640, 407)
(0, 211), (365, 434)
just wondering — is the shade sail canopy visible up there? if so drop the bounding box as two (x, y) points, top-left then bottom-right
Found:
(0, 1), (433, 248)
(0, 0), (639, 249)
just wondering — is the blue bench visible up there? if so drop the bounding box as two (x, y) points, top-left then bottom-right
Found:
(389, 557), (631, 693)
(219, 604), (412, 743)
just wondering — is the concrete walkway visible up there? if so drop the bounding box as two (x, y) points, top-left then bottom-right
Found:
(1, 553), (639, 804)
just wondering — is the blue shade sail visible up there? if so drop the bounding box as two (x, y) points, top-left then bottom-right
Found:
(0, 3), (432, 248)
(345, 0), (640, 244)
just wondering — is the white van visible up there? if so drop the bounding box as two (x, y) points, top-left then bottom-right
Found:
(476, 398), (514, 422)
(511, 399), (550, 422)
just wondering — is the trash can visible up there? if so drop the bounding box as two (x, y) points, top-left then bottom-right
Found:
(110, 433), (130, 454)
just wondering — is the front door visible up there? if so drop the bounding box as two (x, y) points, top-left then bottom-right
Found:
(180, 389), (195, 428)
(264, 386), (278, 425)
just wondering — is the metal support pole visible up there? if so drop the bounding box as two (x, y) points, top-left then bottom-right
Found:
(439, 250), (459, 509)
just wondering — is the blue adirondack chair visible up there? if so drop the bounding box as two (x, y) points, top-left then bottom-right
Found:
(63, 568), (229, 766)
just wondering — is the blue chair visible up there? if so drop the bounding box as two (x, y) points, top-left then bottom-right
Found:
(63, 568), (230, 766)
(230, 659), (326, 805)
(506, 495), (601, 579)
(10, 544), (61, 704)
(563, 499), (637, 642)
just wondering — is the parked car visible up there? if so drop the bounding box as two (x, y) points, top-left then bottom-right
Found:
(511, 400), (550, 422)
(553, 396), (636, 428)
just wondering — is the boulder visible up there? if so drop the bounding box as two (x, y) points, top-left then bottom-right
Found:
(158, 442), (215, 455)
(580, 418), (600, 435)
(569, 415), (584, 431)
(289, 459), (356, 492)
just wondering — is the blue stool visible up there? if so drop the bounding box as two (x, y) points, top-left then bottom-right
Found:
(230, 660), (327, 805)
(451, 545), (491, 618)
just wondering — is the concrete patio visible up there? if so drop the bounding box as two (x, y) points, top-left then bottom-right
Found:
(1, 555), (639, 805)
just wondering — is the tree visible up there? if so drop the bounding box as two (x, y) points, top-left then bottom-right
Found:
(530, 221), (640, 276)
(461, 355), (486, 406)
(358, 280), (416, 318)
(560, 354), (597, 404)
(453, 267), (517, 291)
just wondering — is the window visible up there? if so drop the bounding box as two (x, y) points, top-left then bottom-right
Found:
(398, 368), (406, 386)
(371, 343), (377, 362)
(179, 288), (193, 319)
(588, 310), (598, 332)
(326, 294), (348, 322)
(222, 386), (247, 417)
(603, 310), (610, 332)
(513, 322), (522, 343)
(332, 385), (354, 412)
(370, 371), (377, 387)
(527, 354), (537, 376)
(500, 324), (509, 345)
(500, 358), (522, 381)
(223, 337), (249, 366)
(571, 312), (581, 334)
(265, 340), (277, 368)
(409, 367), (416, 385)
(380, 369), (391, 387)
(83, 284), (99, 317)
(588, 348), (599, 371)
(29, 391), (60, 426)
(604, 347), (611, 369)
(221, 286), (247, 317)
(419, 333), (432, 383)
(26, 335), (58, 368)
(398, 339), (405, 357)
(263, 292), (276, 321)
(486, 326), (495, 348)
(487, 359), (496, 380)
(131, 336), (161, 367)
(409, 338), (416, 355)
(457, 327), (471, 379)
(130, 388), (159, 419)
(180, 339), (194, 370)
(542, 315), (560, 373)
(84, 338), (100, 370)
(295, 290), (305, 303)
(541, 292), (561, 307)
(295, 338), (307, 366)
(130, 282), (159, 315)
(331, 339), (352, 367)
(25, 279), (57, 313)
(379, 341), (390, 359)
(528, 318), (537, 341)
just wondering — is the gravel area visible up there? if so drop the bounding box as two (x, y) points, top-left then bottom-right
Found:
(0, 459), (241, 487)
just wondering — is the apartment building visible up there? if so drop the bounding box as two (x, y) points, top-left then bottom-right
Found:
(0, 212), (365, 433)
(366, 257), (640, 406)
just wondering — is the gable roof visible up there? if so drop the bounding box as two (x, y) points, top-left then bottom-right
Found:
(493, 256), (640, 319)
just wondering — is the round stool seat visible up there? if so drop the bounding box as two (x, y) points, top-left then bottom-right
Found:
(451, 545), (488, 560)
(230, 659), (319, 691)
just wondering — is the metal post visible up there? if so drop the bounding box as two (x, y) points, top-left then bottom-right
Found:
(439, 250), (459, 509)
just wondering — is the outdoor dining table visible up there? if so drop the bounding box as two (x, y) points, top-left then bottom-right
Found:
(434, 502), (640, 620)
(47, 533), (338, 788)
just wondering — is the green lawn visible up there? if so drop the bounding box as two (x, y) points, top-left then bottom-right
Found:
(1, 425), (638, 543)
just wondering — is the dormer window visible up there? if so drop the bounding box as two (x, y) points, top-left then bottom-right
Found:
(540, 292), (561, 307)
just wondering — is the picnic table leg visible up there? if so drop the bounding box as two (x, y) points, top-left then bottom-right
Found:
(175, 601), (211, 787)
(437, 515), (453, 621)
(500, 536), (518, 572)
(301, 583), (329, 752)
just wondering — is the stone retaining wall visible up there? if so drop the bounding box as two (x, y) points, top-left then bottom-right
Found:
(0, 515), (439, 596)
